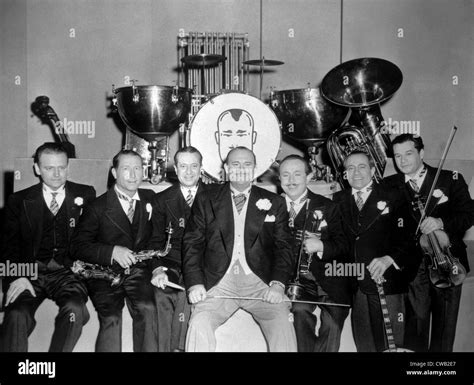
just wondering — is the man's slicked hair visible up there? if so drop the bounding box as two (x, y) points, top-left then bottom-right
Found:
(391, 134), (424, 152)
(174, 146), (203, 166)
(279, 154), (311, 175)
(343, 150), (375, 169)
(34, 142), (69, 164)
(112, 149), (143, 169)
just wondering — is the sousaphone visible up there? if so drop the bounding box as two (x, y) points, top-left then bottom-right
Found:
(321, 58), (403, 186)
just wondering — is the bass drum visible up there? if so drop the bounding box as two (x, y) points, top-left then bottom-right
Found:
(189, 92), (281, 182)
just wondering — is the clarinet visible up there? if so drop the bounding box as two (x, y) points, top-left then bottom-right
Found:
(72, 223), (173, 287)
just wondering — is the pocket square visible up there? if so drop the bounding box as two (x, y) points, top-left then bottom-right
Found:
(438, 195), (448, 204)
(264, 214), (276, 222)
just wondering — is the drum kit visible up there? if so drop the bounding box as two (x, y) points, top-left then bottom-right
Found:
(112, 54), (403, 187)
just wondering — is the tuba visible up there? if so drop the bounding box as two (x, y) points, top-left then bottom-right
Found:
(321, 58), (403, 186)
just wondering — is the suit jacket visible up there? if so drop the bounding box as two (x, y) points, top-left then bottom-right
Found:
(182, 183), (294, 290)
(290, 190), (352, 305)
(2, 181), (96, 276)
(70, 187), (155, 266)
(384, 164), (474, 273)
(147, 182), (211, 283)
(333, 183), (416, 295)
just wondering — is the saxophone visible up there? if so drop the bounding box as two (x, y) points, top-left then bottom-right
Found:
(71, 223), (173, 287)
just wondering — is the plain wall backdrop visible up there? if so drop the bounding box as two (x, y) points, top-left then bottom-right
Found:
(1, 0), (473, 208)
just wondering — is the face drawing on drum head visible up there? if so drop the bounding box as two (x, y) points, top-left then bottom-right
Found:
(215, 109), (257, 162)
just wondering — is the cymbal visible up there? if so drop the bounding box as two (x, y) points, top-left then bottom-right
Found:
(243, 59), (284, 66)
(181, 54), (226, 67)
(321, 57), (403, 107)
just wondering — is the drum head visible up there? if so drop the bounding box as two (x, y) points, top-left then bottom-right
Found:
(189, 93), (281, 181)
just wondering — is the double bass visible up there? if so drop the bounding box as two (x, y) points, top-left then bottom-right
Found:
(31, 95), (76, 158)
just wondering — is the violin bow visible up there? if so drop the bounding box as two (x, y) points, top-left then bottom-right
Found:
(415, 126), (457, 235)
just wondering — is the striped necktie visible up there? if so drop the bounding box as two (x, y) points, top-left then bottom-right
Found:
(288, 193), (308, 227)
(289, 201), (297, 227)
(50, 192), (59, 216)
(409, 179), (419, 193)
(409, 167), (426, 194)
(233, 193), (246, 214)
(116, 191), (135, 223)
(356, 190), (364, 211)
(185, 189), (194, 207)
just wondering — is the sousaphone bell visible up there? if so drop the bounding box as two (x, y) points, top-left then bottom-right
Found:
(321, 58), (403, 186)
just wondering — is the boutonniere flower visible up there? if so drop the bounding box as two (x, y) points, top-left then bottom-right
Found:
(146, 203), (153, 220)
(433, 189), (449, 204)
(313, 210), (323, 220)
(377, 201), (389, 215)
(74, 197), (84, 206)
(256, 198), (272, 211)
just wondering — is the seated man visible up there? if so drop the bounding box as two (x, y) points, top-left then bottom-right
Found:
(148, 146), (210, 352)
(279, 154), (351, 352)
(183, 146), (297, 352)
(385, 134), (474, 351)
(2, 142), (94, 352)
(70, 149), (158, 352)
(333, 150), (416, 352)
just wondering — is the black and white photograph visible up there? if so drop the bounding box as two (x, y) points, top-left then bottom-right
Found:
(0, 0), (473, 382)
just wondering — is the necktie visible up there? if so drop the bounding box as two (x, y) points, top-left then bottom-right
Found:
(288, 194), (307, 227)
(409, 179), (419, 193)
(409, 167), (426, 193)
(233, 193), (246, 214)
(356, 190), (364, 211)
(116, 191), (135, 223)
(289, 201), (296, 227)
(185, 189), (194, 207)
(50, 192), (59, 216)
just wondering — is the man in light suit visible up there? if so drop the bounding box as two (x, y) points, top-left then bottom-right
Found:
(333, 150), (416, 352)
(148, 146), (210, 352)
(70, 149), (158, 352)
(183, 146), (297, 352)
(279, 155), (351, 352)
(2, 142), (94, 352)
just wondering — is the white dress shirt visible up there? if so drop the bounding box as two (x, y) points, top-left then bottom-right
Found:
(284, 190), (308, 217)
(42, 184), (66, 211)
(180, 185), (199, 203)
(115, 185), (140, 215)
(351, 181), (374, 206)
(404, 165), (427, 191)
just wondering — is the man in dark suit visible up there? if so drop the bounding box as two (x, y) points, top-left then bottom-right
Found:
(279, 155), (351, 352)
(1, 142), (95, 352)
(70, 149), (158, 352)
(385, 134), (474, 352)
(333, 150), (416, 352)
(183, 147), (297, 352)
(148, 146), (210, 352)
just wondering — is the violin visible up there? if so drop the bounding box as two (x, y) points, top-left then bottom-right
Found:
(414, 197), (466, 288)
(413, 126), (466, 289)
